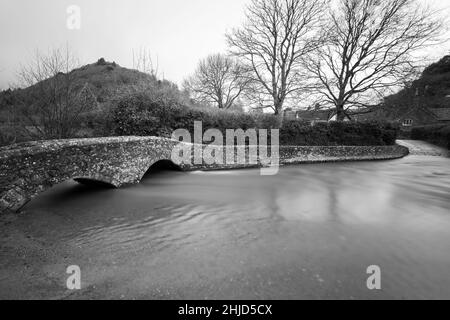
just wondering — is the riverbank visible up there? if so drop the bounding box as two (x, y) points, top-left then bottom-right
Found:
(396, 140), (449, 157)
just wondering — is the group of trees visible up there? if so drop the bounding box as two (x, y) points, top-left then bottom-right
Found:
(184, 0), (444, 120)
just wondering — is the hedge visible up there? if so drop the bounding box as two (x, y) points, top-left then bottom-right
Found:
(279, 120), (398, 146)
(411, 124), (450, 149)
(112, 92), (399, 146)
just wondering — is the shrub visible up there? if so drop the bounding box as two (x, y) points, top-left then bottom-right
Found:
(78, 110), (115, 138)
(0, 128), (17, 147)
(411, 124), (450, 149)
(112, 93), (258, 138)
(112, 92), (399, 146)
(0, 126), (31, 147)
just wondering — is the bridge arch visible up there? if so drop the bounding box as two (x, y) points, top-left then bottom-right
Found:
(144, 159), (182, 173)
(73, 177), (118, 188)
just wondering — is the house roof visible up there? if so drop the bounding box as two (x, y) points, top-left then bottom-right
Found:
(397, 105), (438, 121)
(286, 106), (450, 122)
(296, 109), (334, 121)
(430, 108), (450, 121)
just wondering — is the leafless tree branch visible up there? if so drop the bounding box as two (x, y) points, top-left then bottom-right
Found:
(10, 47), (96, 139)
(227, 0), (326, 115)
(305, 0), (446, 121)
(183, 53), (250, 110)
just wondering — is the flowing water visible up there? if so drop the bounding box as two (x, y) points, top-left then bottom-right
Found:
(1, 153), (450, 299)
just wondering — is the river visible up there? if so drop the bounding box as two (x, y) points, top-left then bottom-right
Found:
(0, 153), (449, 299)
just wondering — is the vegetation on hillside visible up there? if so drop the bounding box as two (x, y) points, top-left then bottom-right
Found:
(384, 55), (450, 110)
(0, 52), (193, 146)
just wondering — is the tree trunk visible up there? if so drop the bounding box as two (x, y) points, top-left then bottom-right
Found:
(336, 104), (345, 121)
(273, 96), (284, 116)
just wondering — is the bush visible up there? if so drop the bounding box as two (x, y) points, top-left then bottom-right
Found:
(0, 128), (17, 147)
(411, 124), (450, 149)
(0, 126), (31, 147)
(112, 92), (259, 138)
(112, 92), (399, 146)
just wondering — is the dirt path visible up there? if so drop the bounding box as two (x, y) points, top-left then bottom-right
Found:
(397, 140), (449, 157)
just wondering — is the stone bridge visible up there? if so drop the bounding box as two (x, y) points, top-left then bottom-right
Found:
(0, 136), (409, 214)
(0, 136), (187, 213)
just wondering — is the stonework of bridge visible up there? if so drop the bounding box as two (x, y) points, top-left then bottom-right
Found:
(0, 137), (182, 213)
(0, 136), (409, 214)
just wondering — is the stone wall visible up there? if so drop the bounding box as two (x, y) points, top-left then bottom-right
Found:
(0, 136), (409, 214)
(279, 145), (409, 164)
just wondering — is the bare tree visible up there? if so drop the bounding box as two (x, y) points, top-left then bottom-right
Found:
(227, 0), (326, 115)
(305, 0), (445, 121)
(12, 47), (96, 139)
(132, 47), (159, 78)
(183, 54), (250, 110)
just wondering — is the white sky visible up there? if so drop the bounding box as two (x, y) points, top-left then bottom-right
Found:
(0, 0), (449, 90)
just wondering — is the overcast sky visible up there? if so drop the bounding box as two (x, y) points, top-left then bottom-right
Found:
(0, 0), (449, 90)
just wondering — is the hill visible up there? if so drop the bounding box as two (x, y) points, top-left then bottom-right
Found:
(0, 58), (191, 145)
(353, 55), (450, 126)
(384, 55), (450, 110)
(0, 58), (186, 111)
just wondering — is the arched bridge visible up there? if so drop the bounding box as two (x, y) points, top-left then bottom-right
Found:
(0, 136), (186, 213)
(0, 136), (409, 214)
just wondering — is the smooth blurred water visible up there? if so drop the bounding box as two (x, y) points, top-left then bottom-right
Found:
(4, 155), (450, 299)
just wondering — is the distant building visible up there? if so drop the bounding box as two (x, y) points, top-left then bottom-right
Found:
(283, 108), (299, 120)
(283, 108), (337, 123)
(283, 102), (450, 128)
(353, 105), (450, 129)
(283, 104), (450, 128)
